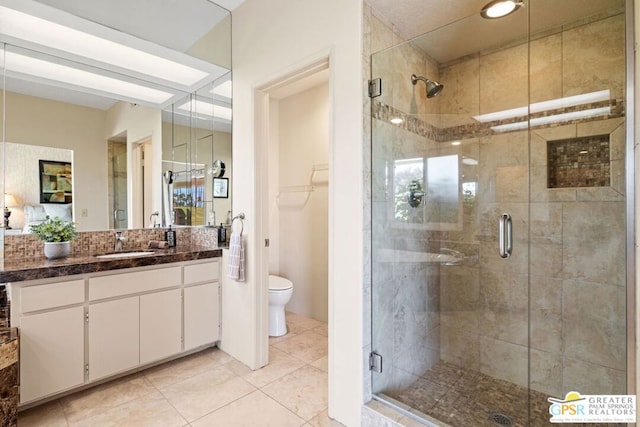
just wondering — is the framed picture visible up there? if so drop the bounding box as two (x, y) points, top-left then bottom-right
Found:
(39, 160), (73, 204)
(213, 177), (229, 198)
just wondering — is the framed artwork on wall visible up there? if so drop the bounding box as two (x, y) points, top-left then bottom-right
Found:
(39, 160), (72, 204)
(213, 177), (228, 198)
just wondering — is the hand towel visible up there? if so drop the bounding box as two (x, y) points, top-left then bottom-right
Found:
(227, 231), (245, 282)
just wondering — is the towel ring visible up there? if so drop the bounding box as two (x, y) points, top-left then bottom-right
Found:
(231, 213), (245, 235)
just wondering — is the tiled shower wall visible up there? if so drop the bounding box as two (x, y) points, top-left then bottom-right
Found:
(365, 2), (627, 407)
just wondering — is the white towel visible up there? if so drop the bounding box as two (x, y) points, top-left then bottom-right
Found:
(227, 232), (245, 282)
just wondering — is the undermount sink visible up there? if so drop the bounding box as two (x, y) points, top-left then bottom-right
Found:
(95, 251), (155, 259)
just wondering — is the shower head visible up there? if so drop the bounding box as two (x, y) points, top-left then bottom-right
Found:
(411, 74), (444, 98)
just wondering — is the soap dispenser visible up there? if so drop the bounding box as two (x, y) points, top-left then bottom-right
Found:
(165, 225), (176, 247)
(218, 223), (226, 244)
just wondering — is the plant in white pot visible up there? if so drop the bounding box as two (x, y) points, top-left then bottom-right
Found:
(30, 216), (78, 259)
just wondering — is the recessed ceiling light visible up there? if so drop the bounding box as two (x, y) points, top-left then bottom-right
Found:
(178, 99), (232, 121)
(481, 0), (523, 19)
(451, 141), (462, 146)
(0, 2), (226, 90)
(390, 117), (404, 125)
(6, 50), (175, 104)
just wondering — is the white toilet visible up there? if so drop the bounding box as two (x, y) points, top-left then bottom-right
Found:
(268, 275), (294, 337)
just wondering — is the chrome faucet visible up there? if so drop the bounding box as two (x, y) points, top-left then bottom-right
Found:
(114, 231), (125, 252)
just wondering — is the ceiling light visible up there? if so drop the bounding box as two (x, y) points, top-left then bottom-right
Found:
(0, 1), (227, 89)
(5, 50), (175, 104)
(481, 0), (523, 19)
(451, 141), (462, 146)
(211, 80), (232, 99)
(177, 99), (232, 121)
(390, 117), (404, 124)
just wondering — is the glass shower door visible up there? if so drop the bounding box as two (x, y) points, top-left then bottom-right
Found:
(370, 1), (629, 426)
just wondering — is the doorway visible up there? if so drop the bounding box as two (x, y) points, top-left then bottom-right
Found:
(267, 68), (330, 323)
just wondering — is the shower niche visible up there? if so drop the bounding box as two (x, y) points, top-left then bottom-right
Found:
(547, 134), (611, 188)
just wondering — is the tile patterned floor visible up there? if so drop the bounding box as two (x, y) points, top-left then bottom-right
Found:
(18, 312), (343, 427)
(381, 361), (624, 427)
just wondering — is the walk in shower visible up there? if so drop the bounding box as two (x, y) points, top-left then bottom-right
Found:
(370, 0), (633, 426)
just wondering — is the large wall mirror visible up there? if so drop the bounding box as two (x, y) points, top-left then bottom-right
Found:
(0, 0), (232, 234)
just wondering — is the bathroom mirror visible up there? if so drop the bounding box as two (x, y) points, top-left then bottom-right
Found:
(0, 0), (232, 232)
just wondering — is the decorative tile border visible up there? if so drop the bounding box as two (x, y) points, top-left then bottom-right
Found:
(373, 99), (625, 142)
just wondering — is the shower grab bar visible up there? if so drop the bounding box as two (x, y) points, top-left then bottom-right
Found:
(498, 213), (512, 259)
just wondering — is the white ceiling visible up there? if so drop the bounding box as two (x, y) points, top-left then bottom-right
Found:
(34, 0), (232, 52)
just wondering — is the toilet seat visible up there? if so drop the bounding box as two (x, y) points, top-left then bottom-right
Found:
(269, 275), (293, 291)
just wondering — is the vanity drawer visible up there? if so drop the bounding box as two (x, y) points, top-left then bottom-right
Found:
(89, 266), (181, 301)
(184, 261), (219, 285)
(21, 280), (84, 313)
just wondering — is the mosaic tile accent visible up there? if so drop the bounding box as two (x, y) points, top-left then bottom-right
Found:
(547, 134), (611, 188)
(3, 226), (220, 261)
(372, 99), (625, 143)
(380, 361), (624, 427)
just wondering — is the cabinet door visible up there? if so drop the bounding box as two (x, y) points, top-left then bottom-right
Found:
(20, 306), (84, 403)
(140, 289), (182, 364)
(88, 297), (139, 381)
(184, 282), (219, 351)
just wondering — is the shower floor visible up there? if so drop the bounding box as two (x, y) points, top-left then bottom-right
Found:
(379, 361), (623, 427)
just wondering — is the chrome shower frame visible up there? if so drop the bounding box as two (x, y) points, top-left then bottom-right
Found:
(624, 0), (636, 398)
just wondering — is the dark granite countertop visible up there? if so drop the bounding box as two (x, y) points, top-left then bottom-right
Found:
(0, 245), (222, 283)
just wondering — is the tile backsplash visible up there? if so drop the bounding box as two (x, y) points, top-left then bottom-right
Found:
(4, 226), (218, 260)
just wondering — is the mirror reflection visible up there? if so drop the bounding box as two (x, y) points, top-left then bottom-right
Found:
(0, 0), (232, 232)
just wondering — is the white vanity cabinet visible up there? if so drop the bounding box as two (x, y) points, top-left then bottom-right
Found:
(8, 258), (220, 405)
(17, 279), (85, 403)
(88, 296), (140, 381)
(184, 261), (221, 351)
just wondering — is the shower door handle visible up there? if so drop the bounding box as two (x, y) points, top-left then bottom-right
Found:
(498, 213), (512, 259)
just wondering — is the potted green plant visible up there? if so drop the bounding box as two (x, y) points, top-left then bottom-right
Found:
(30, 216), (78, 259)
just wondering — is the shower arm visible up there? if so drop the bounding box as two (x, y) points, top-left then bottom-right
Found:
(411, 74), (428, 85)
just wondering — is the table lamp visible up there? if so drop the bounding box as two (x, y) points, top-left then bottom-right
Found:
(4, 194), (17, 229)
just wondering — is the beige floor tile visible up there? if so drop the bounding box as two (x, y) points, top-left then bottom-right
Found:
(269, 332), (299, 345)
(61, 373), (157, 424)
(307, 409), (346, 427)
(262, 365), (328, 421)
(202, 346), (236, 365)
(286, 312), (324, 334)
(272, 330), (328, 364)
(162, 372), (256, 422)
(311, 324), (328, 337)
(243, 347), (307, 388)
(69, 390), (187, 427)
(144, 349), (229, 391)
(310, 356), (328, 373)
(191, 390), (304, 427)
(18, 401), (68, 427)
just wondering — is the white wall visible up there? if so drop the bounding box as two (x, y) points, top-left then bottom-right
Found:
(275, 83), (329, 322)
(2, 91), (107, 231)
(232, 1), (363, 425)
